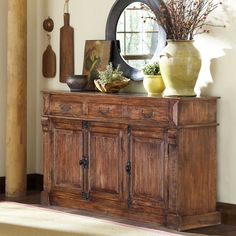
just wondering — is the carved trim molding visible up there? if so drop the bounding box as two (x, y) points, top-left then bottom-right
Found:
(41, 117), (51, 132)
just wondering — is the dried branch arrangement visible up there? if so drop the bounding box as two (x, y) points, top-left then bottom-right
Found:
(145, 0), (224, 40)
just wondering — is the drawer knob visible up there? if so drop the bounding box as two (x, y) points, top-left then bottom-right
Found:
(141, 110), (154, 119)
(59, 104), (72, 113)
(99, 107), (110, 116)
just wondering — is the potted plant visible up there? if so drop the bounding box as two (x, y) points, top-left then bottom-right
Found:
(94, 63), (130, 93)
(147, 0), (223, 96)
(142, 62), (165, 96)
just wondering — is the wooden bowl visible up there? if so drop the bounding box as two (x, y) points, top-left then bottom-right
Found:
(94, 77), (130, 93)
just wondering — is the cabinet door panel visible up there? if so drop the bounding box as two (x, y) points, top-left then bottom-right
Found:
(53, 127), (83, 192)
(130, 128), (166, 210)
(89, 123), (127, 202)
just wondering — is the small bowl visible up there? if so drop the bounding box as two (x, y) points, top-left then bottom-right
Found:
(66, 75), (88, 92)
(94, 77), (130, 93)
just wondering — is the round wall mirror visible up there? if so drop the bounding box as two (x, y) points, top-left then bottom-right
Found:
(106, 0), (166, 81)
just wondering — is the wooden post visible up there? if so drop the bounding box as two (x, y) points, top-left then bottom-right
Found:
(6, 0), (27, 197)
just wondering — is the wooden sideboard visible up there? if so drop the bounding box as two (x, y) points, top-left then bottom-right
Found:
(41, 91), (220, 230)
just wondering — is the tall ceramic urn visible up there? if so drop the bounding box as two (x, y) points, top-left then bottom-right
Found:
(159, 40), (201, 97)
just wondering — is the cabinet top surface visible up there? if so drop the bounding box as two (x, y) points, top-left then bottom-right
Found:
(42, 90), (219, 101)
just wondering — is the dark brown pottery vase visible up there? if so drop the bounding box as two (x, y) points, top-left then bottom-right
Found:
(66, 75), (88, 92)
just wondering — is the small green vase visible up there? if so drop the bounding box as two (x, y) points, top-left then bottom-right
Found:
(159, 40), (201, 97)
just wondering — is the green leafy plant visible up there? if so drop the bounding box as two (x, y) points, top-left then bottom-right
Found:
(98, 63), (123, 85)
(143, 62), (161, 75)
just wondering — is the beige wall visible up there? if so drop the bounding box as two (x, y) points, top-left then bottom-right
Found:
(0, 0), (236, 204)
(196, 1), (236, 204)
(208, 1), (236, 204)
(27, 0), (38, 174)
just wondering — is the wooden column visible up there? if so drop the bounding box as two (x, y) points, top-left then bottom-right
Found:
(6, 0), (27, 197)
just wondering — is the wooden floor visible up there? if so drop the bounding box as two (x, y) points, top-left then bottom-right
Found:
(1, 191), (236, 236)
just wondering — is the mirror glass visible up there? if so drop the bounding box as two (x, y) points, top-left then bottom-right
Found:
(116, 2), (160, 70)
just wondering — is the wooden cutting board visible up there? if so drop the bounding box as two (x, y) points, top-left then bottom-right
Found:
(60, 13), (74, 83)
(42, 44), (56, 78)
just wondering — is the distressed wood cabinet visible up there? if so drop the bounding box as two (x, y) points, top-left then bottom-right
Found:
(41, 91), (220, 230)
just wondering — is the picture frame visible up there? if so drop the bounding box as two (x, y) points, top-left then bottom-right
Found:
(83, 40), (113, 90)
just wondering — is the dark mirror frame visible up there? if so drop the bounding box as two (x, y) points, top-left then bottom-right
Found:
(106, 0), (166, 81)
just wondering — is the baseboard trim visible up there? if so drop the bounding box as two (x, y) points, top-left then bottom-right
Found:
(0, 174), (43, 194)
(217, 202), (236, 225)
(0, 176), (5, 194)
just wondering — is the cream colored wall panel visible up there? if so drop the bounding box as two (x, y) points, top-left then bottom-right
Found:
(27, 0), (37, 174)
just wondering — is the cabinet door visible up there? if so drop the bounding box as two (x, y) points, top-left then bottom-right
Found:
(52, 120), (83, 194)
(88, 122), (127, 203)
(129, 126), (166, 213)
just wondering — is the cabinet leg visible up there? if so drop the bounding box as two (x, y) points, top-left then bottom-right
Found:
(166, 211), (221, 231)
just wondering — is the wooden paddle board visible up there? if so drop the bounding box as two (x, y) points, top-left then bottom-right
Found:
(60, 13), (74, 83)
(42, 44), (56, 78)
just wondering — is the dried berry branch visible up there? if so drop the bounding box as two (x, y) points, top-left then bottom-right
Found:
(147, 0), (223, 40)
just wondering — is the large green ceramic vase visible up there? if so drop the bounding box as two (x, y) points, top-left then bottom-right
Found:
(159, 40), (201, 97)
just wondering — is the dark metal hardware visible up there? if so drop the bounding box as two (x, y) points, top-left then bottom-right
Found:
(141, 110), (154, 119)
(59, 104), (72, 113)
(82, 191), (90, 200)
(82, 120), (89, 129)
(127, 124), (132, 208)
(79, 156), (89, 169)
(127, 197), (132, 208)
(99, 107), (110, 116)
(126, 160), (132, 208)
(81, 120), (90, 200)
(126, 161), (131, 175)
(128, 124), (132, 134)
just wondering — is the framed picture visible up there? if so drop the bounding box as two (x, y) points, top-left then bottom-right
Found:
(83, 40), (113, 90)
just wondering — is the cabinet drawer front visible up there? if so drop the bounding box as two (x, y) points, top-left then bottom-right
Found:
(50, 101), (83, 117)
(127, 105), (168, 122)
(87, 103), (122, 119)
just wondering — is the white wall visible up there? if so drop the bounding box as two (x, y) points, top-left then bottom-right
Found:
(204, 1), (236, 204)
(0, 0), (236, 204)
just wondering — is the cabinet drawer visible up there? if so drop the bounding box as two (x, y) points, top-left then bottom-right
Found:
(49, 100), (83, 117)
(127, 105), (168, 123)
(87, 103), (122, 119)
